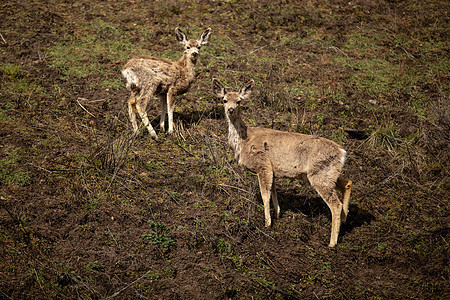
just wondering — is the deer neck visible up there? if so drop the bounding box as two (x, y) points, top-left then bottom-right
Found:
(227, 114), (247, 162)
(177, 54), (197, 84)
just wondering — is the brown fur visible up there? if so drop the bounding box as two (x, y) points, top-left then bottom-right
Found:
(122, 27), (211, 140)
(213, 78), (352, 247)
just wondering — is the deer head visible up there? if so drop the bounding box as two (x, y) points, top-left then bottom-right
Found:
(213, 78), (254, 121)
(175, 27), (211, 62)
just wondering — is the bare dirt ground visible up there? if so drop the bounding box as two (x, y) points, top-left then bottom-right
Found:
(0, 0), (448, 299)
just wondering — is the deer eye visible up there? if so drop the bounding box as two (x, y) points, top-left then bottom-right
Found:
(198, 45), (201, 49)
(186, 46), (191, 49)
(236, 100), (241, 105)
(223, 99), (228, 104)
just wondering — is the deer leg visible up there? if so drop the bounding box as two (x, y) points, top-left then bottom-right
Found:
(336, 177), (352, 224)
(319, 187), (342, 247)
(257, 169), (274, 227)
(309, 174), (343, 247)
(136, 95), (158, 141)
(327, 192), (342, 248)
(128, 91), (139, 134)
(271, 180), (280, 219)
(159, 94), (167, 131)
(167, 91), (176, 134)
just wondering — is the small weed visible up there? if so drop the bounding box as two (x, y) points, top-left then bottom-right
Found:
(145, 270), (160, 281)
(193, 218), (204, 227)
(85, 261), (104, 272)
(253, 273), (275, 288)
(163, 267), (176, 278)
(316, 112), (325, 126)
(257, 260), (270, 270)
(145, 161), (166, 171)
(377, 242), (388, 251)
(211, 237), (233, 255)
(188, 230), (205, 250)
(321, 262), (331, 270)
(142, 221), (174, 251)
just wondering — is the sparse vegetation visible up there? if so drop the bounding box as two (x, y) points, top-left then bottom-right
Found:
(0, 0), (448, 299)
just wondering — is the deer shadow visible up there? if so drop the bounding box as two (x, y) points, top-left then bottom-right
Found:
(175, 104), (223, 127)
(275, 188), (374, 237)
(132, 103), (222, 137)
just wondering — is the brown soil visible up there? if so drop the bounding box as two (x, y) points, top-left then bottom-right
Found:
(0, 0), (448, 299)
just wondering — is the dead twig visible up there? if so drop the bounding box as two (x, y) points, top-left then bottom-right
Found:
(165, 189), (179, 204)
(0, 33), (6, 45)
(37, 50), (47, 62)
(76, 99), (96, 117)
(249, 45), (267, 54)
(105, 271), (151, 299)
(27, 162), (53, 174)
(327, 45), (349, 57)
(218, 183), (253, 194)
(78, 97), (107, 103)
(254, 226), (275, 240)
(172, 139), (194, 157)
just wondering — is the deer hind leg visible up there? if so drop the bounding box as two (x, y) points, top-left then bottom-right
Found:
(158, 94), (167, 131)
(135, 91), (158, 140)
(319, 187), (342, 247)
(336, 177), (352, 224)
(128, 91), (139, 134)
(309, 174), (343, 247)
(257, 168), (274, 227)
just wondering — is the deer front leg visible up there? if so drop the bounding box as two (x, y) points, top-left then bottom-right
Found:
(128, 92), (139, 134)
(257, 168), (274, 227)
(167, 91), (176, 134)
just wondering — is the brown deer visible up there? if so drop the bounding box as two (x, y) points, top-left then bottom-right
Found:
(122, 27), (212, 140)
(213, 78), (352, 247)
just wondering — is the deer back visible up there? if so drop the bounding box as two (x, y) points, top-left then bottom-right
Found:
(239, 127), (346, 180)
(122, 56), (178, 92)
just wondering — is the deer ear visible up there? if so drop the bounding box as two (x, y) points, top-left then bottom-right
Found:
(198, 28), (211, 45)
(175, 27), (187, 44)
(212, 78), (226, 99)
(239, 79), (254, 100)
